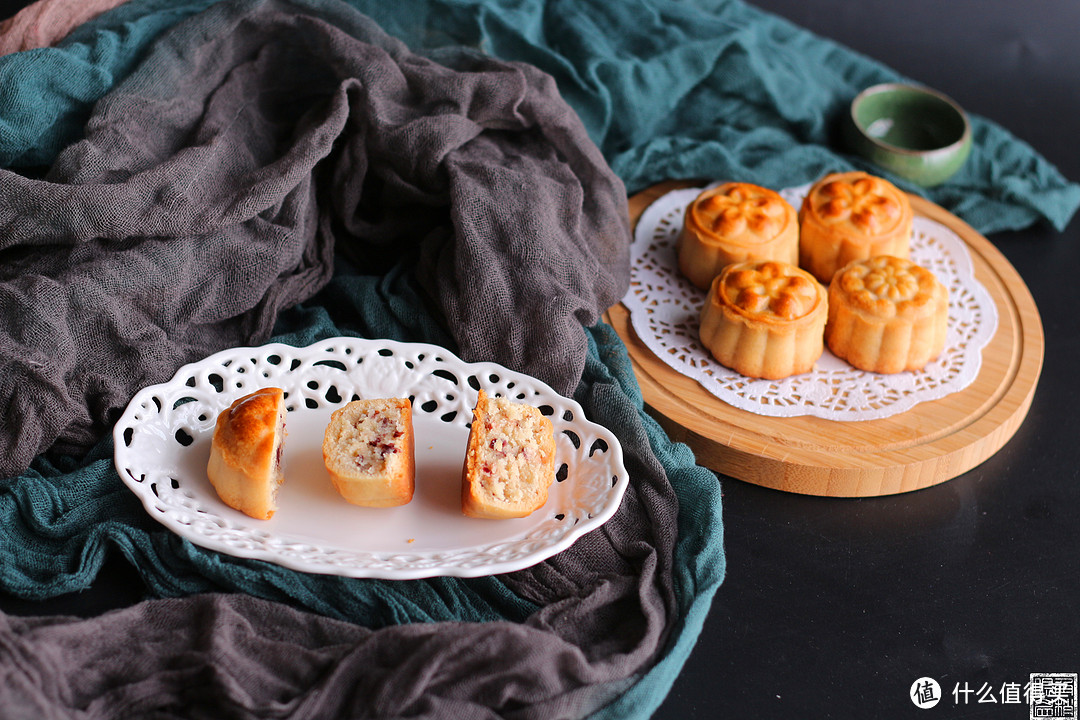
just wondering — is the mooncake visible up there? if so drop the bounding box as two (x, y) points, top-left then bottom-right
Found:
(206, 387), (287, 520)
(678, 182), (799, 290)
(699, 260), (828, 380)
(799, 171), (913, 283)
(322, 398), (416, 508)
(825, 255), (948, 374)
(461, 390), (556, 519)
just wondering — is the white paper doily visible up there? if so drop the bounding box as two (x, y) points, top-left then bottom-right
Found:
(114, 337), (629, 579)
(623, 183), (998, 421)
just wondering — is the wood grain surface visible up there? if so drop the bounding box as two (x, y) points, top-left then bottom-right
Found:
(606, 180), (1044, 496)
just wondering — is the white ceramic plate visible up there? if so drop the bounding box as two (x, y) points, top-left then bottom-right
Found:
(113, 337), (629, 580)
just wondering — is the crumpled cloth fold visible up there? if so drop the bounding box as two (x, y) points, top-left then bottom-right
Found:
(0, 564), (661, 719)
(0, 0), (629, 479)
(2, 0), (1075, 234)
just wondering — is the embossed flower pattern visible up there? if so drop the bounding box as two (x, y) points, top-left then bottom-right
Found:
(724, 262), (821, 319)
(837, 256), (939, 318)
(699, 186), (787, 238)
(817, 177), (902, 233)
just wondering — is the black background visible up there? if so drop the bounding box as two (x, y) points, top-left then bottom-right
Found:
(1, 1), (1077, 718)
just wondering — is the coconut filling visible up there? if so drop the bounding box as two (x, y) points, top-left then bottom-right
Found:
(476, 402), (549, 504)
(335, 409), (405, 475)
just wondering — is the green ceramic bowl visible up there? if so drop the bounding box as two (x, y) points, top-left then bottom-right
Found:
(846, 83), (972, 187)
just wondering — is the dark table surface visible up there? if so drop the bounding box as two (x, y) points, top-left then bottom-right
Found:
(1, 1), (1077, 718)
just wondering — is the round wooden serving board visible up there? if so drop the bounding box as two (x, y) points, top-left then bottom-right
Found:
(606, 180), (1044, 497)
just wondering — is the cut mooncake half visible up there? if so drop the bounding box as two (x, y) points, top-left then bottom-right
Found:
(206, 387), (287, 521)
(461, 389), (556, 519)
(322, 398), (415, 508)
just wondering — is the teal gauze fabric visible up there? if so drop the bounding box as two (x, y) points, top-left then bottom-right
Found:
(3, 0), (1077, 231)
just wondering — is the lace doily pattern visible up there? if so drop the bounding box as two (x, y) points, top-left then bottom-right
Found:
(623, 184), (998, 421)
(114, 337), (629, 579)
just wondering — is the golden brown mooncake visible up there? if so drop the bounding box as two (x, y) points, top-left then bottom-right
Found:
(798, 171), (913, 283)
(699, 260), (828, 380)
(206, 387), (287, 520)
(825, 255), (949, 374)
(677, 182), (799, 290)
(461, 390), (556, 519)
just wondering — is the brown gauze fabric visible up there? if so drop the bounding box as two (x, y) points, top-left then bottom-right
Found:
(0, 0), (630, 479)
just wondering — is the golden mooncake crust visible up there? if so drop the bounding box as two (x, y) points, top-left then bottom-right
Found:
(825, 255), (949, 374)
(206, 387), (286, 520)
(798, 171), (913, 283)
(699, 260), (827, 380)
(678, 182), (799, 290)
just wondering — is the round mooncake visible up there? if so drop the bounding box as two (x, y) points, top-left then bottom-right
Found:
(798, 171), (913, 283)
(678, 182), (799, 290)
(825, 255), (949, 374)
(699, 260), (828, 380)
